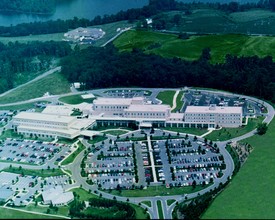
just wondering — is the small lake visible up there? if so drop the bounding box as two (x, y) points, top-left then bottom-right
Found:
(0, 0), (149, 26)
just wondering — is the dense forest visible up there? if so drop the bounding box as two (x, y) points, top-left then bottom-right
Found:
(61, 45), (275, 103)
(0, 41), (71, 93)
(0, 0), (272, 37)
(0, 0), (55, 14)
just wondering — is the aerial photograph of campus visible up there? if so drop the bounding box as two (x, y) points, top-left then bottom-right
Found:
(0, 0), (274, 219)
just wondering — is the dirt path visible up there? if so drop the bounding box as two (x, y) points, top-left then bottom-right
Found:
(171, 90), (180, 111)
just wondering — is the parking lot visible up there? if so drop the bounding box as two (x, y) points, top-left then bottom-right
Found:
(85, 128), (225, 190)
(139, 137), (224, 187)
(0, 138), (71, 166)
(183, 90), (265, 116)
(85, 141), (137, 190)
(104, 89), (151, 98)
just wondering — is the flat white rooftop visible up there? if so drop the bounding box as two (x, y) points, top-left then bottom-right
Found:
(81, 94), (95, 99)
(185, 106), (242, 114)
(42, 105), (73, 116)
(70, 118), (95, 130)
(93, 97), (132, 106)
(125, 104), (170, 112)
(18, 125), (79, 136)
(14, 112), (76, 124)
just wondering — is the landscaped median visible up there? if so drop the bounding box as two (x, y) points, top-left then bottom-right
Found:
(157, 200), (164, 219)
(105, 184), (210, 197)
(3, 166), (64, 178)
(60, 142), (85, 166)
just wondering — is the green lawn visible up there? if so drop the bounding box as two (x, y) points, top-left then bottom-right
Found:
(109, 184), (210, 197)
(93, 126), (134, 131)
(102, 130), (130, 136)
(0, 207), (64, 219)
(206, 116), (264, 141)
(59, 94), (95, 104)
(0, 129), (23, 140)
(0, 72), (70, 104)
(91, 20), (137, 47)
(88, 136), (108, 145)
(156, 90), (176, 107)
(167, 199), (176, 206)
(118, 136), (147, 142)
(69, 188), (99, 201)
(70, 188), (148, 219)
(141, 200), (152, 207)
(114, 29), (275, 64)
(229, 9), (275, 23)
(163, 127), (208, 136)
(202, 117), (275, 219)
(61, 143), (85, 165)
(17, 204), (69, 217)
(165, 8), (275, 35)
(0, 102), (47, 112)
(129, 204), (149, 220)
(157, 200), (164, 219)
(0, 33), (64, 44)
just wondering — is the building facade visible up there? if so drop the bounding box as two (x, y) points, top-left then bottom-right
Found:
(184, 104), (243, 128)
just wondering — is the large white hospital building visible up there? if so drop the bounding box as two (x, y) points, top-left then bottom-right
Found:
(12, 97), (243, 139)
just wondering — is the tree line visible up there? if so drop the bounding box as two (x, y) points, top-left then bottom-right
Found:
(0, 0), (55, 14)
(0, 0), (272, 37)
(60, 44), (275, 103)
(69, 197), (136, 219)
(0, 41), (71, 93)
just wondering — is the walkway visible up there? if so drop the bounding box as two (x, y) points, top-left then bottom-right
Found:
(147, 135), (158, 183)
(171, 90), (180, 111)
(199, 128), (216, 138)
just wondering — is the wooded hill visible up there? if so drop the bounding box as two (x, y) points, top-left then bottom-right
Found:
(0, 0), (55, 14)
(61, 45), (275, 103)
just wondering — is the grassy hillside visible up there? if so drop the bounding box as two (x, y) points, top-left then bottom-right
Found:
(0, 33), (64, 44)
(202, 117), (275, 219)
(164, 8), (275, 35)
(0, 71), (70, 104)
(0, 207), (63, 219)
(114, 30), (275, 63)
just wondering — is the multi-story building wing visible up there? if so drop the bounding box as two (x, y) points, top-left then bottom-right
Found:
(184, 104), (243, 128)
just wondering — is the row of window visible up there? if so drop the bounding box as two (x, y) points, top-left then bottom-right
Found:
(125, 112), (166, 116)
(14, 119), (70, 127)
(95, 105), (128, 109)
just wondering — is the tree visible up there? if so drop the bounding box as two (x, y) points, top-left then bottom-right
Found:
(178, 32), (189, 40)
(200, 48), (211, 62)
(192, 180), (197, 189)
(257, 122), (268, 135)
(269, 0), (275, 10)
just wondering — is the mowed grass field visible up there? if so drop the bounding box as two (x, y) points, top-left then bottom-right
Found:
(156, 90), (176, 107)
(202, 117), (275, 219)
(165, 8), (275, 35)
(113, 29), (275, 63)
(0, 207), (64, 219)
(0, 33), (64, 44)
(59, 94), (95, 104)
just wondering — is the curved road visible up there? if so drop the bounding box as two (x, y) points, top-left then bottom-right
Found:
(0, 78), (273, 219)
